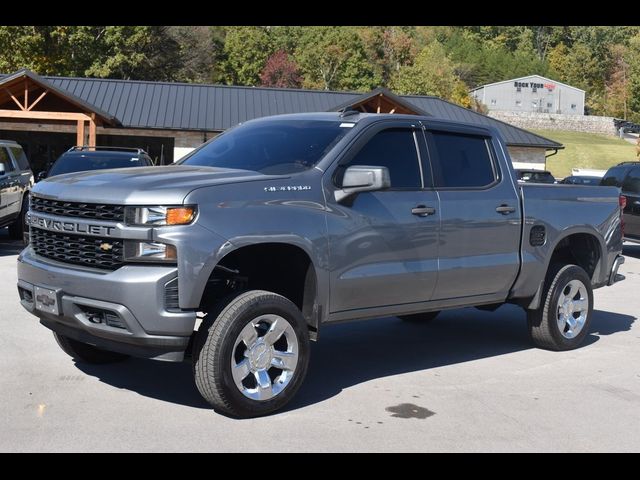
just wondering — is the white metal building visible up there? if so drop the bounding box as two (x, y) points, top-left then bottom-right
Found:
(470, 75), (585, 115)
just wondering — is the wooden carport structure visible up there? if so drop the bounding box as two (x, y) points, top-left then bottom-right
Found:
(331, 87), (430, 116)
(0, 69), (120, 147)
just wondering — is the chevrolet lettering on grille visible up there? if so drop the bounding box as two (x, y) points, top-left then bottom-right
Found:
(29, 214), (116, 237)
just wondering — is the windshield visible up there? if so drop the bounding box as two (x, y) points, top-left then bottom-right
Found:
(49, 154), (149, 177)
(179, 119), (351, 174)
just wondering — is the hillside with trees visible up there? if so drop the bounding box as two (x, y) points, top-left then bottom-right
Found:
(2, 26), (640, 121)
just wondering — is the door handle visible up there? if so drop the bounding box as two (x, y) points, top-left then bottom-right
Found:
(496, 204), (516, 215)
(411, 205), (436, 217)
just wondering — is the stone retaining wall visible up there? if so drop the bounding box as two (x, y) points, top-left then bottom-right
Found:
(489, 111), (617, 136)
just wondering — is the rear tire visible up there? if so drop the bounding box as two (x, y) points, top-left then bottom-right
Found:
(399, 311), (440, 323)
(527, 264), (593, 351)
(53, 332), (130, 364)
(193, 290), (310, 418)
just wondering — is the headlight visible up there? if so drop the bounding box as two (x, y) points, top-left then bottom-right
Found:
(124, 241), (177, 263)
(125, 206), (196, 226)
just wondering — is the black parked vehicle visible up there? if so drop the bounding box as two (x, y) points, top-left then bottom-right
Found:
(514, 169), (556, 184)
(560, 175), (602, 186)
(38, 146), (154, 181)
(0, 140), (32, 243)
(601, 162), (640, 242)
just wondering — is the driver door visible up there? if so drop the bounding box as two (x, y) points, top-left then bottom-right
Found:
(325, 122), (440, 314)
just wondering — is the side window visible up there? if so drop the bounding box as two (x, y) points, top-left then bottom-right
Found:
(601, 166), (630, 187)
(0, 147), (16, 173)
(622, 168), (640, 194)
(343, 128), (422, 189)
(429, 131), (496, 188)
(9, 147), (30, 171)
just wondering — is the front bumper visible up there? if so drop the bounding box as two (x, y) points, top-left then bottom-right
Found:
(17, 248), (197, 361)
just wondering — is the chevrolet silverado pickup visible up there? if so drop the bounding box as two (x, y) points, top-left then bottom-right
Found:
(17, 112), (625, 417)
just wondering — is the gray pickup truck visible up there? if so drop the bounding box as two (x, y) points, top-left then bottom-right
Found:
(17, 113), (625, 417)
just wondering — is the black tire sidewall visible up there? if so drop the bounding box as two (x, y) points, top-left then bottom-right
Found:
(206, 292), (310, 417)
(546, 265), (594, 349)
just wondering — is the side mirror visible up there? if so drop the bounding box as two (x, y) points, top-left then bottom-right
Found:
(0, 163), (5, 176)
(335, 165), (391, 203)
(37, 171), (47, 181)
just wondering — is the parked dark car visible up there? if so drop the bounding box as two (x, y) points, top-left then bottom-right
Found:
(601, 161), (640, 242)
(514, 169), (556, 184)
(0, 140), (32, 243)
(38, 146), (154, 181)
(560, 175), (602, 186)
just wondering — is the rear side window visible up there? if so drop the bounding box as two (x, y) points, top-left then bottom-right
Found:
(601, 166), (630, 187)
(622, 168), (640, 194)
(343, 128), (422, 189)
(429, 132), (495, 188)
(9, 147), (30, 170)
(0, 147), (15, 173)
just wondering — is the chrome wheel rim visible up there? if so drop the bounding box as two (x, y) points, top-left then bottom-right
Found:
(231, 314), (299, 401)
(556, 279), (589, 339)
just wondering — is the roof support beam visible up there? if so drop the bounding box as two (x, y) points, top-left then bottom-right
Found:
(27, 90), (48, 111)
(24, 79), (28, 110)
(4, 89), (26, 110)
(0, 109), (91, 121)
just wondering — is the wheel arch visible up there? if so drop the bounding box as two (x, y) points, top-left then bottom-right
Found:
(199, 239), (326, 338)
(527, 227), (606, 310)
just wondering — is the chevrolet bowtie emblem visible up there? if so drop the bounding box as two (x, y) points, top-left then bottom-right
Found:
(99, 242), (113, 251)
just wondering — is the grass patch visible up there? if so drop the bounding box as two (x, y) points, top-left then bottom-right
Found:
(531, 129), (638, 178)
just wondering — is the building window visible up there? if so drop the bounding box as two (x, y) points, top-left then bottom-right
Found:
(490, 99), (497, 105)
(571, 104), (577, 110)
(515, 100), (522, 107)
(547, 102), (553, 108)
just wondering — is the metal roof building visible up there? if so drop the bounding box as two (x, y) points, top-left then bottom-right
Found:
(0, 69), (561, 174)
(470, 75), (585, 115)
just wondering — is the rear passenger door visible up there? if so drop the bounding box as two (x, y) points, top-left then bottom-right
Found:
(424, 127), (521, 301)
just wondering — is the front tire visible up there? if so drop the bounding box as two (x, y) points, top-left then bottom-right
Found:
(527, 264), (593, 351)
(193, 290), (310, 418)
(53, 332), (130, 364)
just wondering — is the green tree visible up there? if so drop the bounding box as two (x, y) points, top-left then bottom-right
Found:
(168, 26), (220, 83)
(80, 26), (180, 80)
(294, 26), (380, 91)
(221, 26), (273, 85)
(390, 41), (469, 106)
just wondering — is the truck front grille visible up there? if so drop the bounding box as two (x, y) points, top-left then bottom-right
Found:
(30, 227), (124, 270)
(31, 196), (125, 222)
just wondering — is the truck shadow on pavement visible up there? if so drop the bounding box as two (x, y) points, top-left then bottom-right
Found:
(71, 304), (635, 414)
(0, 230), (25, 256)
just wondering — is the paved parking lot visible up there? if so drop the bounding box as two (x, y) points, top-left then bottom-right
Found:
(1, 229), (639, 452)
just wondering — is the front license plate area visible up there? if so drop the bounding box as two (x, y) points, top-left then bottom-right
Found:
(34, 286), (61, 315)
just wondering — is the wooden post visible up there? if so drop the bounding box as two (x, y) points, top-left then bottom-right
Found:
(24, 79), (28, 110)
(76, 120), (85, 146)
(89, 115), (97, 147)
